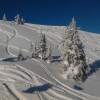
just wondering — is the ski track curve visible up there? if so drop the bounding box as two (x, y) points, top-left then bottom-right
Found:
(32, 59), (100, 100)
(0, 64), (73, 100)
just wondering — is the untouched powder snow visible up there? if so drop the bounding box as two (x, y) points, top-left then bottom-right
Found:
(0, 20), (100, 100)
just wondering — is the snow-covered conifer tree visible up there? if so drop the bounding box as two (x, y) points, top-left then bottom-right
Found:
(14, 14), (21, 25)
(14, 14), (24, 25)
(31, 42), (38, 58)
(69, 17), (76, 30)
(60, 18), (90, 82)
(3, 14), (7, 22)
(38, 31), (47, 59)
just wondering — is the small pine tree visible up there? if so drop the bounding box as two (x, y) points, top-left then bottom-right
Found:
(38, 31), (47, 59)
(3, 14), (7, 22)
(14, 14), (25, 25)
(31, 42), (38, 58)
(17, 48), (24, 61)
(69, 17), (76, 30)
(14, 14), (21, 25)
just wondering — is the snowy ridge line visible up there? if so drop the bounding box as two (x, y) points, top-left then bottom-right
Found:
(15, 64), (73, 100)
(33, 59), (100, 100)
(25, 24), (62, 41)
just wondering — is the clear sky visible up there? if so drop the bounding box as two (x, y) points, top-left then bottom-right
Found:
(0, 0), (100, 33)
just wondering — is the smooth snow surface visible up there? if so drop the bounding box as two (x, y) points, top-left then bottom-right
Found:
(0, 21), (100, 100)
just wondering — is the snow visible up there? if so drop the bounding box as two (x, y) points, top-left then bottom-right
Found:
(0, 20), (100, 100)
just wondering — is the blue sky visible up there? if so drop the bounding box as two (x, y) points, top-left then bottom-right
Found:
(0, 0), (100, 33)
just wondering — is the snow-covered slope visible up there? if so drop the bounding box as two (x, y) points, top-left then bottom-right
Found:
(0, 20), (100, 100)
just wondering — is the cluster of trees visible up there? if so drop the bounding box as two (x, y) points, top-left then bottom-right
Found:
(2, 14), (25, 25)
(59, 18), (90, 82)
(14, 14), (25, 25)
(31, 31), (52, 63)
(17, 31), (52, 63)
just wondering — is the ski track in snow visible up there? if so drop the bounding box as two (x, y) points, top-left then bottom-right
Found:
(0, 64), (72, 100)
(0, 22), (100, 100)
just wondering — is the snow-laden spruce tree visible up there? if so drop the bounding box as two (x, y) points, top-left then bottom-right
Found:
(60, 18), (90, 82)
(14, 14), (25, 25)
(3, 14), (7, 22)
(14, 14), (21, 25)
(31, 42), (38, 58)
(38, 32), (47, 59)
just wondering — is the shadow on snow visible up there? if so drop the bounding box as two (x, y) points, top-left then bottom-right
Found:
(52, 56), (62, 62)
(2, 57), (17, 62)
(73, 84), (83, 90)
(23, 83), (53, 93)
(2, 57), (28, 62)
(89, 60), (100, 75)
